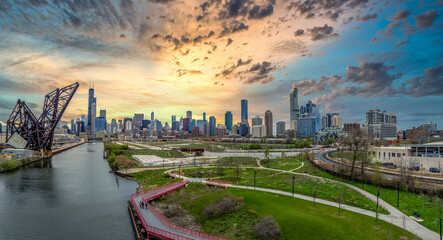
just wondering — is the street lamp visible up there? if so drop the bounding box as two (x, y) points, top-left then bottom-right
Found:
(292, 175), (295, 197)
(375, 191), (380, 222)
(254, 170), (257, 190)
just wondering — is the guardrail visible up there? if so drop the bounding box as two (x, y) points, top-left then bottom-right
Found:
(132, 181), (231, 240)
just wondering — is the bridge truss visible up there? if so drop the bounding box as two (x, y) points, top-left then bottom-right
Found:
(6, 82), (79, 155)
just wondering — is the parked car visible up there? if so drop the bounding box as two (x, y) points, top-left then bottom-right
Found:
(381, 163), (397, 169)
(429, 167), (441, 173)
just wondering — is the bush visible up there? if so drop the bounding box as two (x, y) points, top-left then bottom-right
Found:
(163, 204), (187, 218)
(248, 144), (262, 150)
(7, 160), (21, 171)
(253, 216), (281, 240)
(202, 195), (244, 218)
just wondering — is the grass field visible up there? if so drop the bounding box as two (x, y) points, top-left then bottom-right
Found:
(300, 156), (443, 233)
(261, 156), (302, 171)
(158, 183), (417, 240)
(130, 169), (179, 191)
(216, 157), (259, 167)
(229, 188), (418, 240)
(181, 167), (386, 213)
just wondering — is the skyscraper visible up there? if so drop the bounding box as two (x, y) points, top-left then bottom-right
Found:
(276, 121), (286, 136)
(203, 112), (206, 122)
(87, 87), (96, 135)
(290, 87), (299, 121)
(91, 102), (96, 135)
(0, 122), (2, 133)
(183, 118), (190, 132)
(365, 109), (397, 139)
(209, 116), (216, 136)
(225, 111), (233, 131)
(133, 113), (144, 130)
(265, 110), (273, 137)
(186, 111), (192, 120)
(241, 99), (248, 121)
(100, 109), (106, 119)
(171, 115), (176, 123)
(151, 111), (154, 125)
(252, 115), (262, 126)
(71, 119), (75, 132)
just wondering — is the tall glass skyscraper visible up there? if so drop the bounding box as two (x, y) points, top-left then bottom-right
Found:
(209, 116), (216, 136)
(241, 99), (248, 121)
(290, 87), (299, 121)
(225, 111), (233, 131)
(87, 87), (96, 135)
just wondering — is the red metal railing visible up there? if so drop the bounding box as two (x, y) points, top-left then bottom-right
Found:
(131, 180), (231, 240)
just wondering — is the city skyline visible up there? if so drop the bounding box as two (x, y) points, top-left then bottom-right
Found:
(0, 0), (442, 130)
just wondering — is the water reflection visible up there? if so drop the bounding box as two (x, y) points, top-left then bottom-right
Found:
(0, 143), (138, 240)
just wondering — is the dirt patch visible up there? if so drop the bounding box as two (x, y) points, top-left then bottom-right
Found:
(372, 226), (380, 230)
(151, 202), (201, 230)
(399, 236), (408, 240)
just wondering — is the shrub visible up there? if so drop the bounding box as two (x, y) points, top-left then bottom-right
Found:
(202, 195), (244, 218)
(7, 160), (21, 171)
(253, 216), (281, 240)
(163, 204), (187, 218)
(248, 144), (262, 150)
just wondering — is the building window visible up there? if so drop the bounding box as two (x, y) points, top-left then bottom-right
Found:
(397, 153), (401, 157)
(388, 153), (390, 160)
(379, 152), (381, 159)
(383, 152), (385, 160)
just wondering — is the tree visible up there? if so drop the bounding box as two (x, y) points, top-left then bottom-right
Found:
(253, 216), (281, 240)
(326, 138), (334, 146)
(340, 130), (370, 178)
(264, 147), (270, 159)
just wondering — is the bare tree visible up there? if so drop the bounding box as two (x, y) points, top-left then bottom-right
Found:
(340, 130), (370, 178)
(396, 156), (419, 190)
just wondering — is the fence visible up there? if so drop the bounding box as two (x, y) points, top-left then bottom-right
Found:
(132, 181), (231, 240)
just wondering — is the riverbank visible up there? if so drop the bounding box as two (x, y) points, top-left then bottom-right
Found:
(0, 141), (85, 173)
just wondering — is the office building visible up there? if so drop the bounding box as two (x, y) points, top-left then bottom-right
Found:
(197, 120), (204, 130)
(156, 120), (162, 137)
(252, 125), (266, 138)
(300, 106), (306, 115)
(172, 121), (180, 131)
(189, 119), (195, 133)
(125, 119), (133, 131)
(276, 121), (286, 136)
(225, 111), (233, 131)
(186, 111), (192, 120)
(344, 122), (361, 133)
(330, 115), (343, 128)
(123, 118), (132, 131)
(171, 115), (176, 123)
(192, 126), (200, 137)
(297, 116), (316, 138)
(95, 117), (106, 131)
(203, 112), (206, 122)
(87, 87), (97, 135)
(252, 115), (262, 126)
(100, 109), (106, 119)
(151, 112), (154, 125)
(238, 122), (249, 137)
(321, 116), (328, 130)
(231, 125), (238, 135)
(241, 99), (248, 121)
(141, 120), (151, 129)
(290, 120), (297, 131)
(209, 116), (216, 136)
(183, 118), (190, 132)
(0, 122), (2, 133)
(81, 115), (87, 124)
(366, 109), (397, 139)
(420, 122), (437, 135)
(71, 119), (76, 132)
(133, 113), (144, 130)
(216, 124), (226, 138)
(315, 127), (348, 144)
(265, 110), (273, 137)
(290, 87), (299, 121)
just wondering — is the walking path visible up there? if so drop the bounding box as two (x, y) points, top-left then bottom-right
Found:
(131, 180), (229, 240)
(166, 159), (438, 240)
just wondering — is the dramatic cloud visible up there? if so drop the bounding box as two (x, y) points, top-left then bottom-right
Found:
(307, 24), (339, 41)
(243, 61), (277, 84)
(414, 9), (437, 28)
(356, 13), (378, 22)
(390, 10), (411, 21)
(393, 40), (409, 48)
(399, 64), (443, 97)
(294, 29), (304, 36)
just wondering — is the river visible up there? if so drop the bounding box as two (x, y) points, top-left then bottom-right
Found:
(0, 142), (138, 239)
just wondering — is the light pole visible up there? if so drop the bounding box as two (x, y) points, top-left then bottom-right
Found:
(292, 175), (295, 197)
(376, 191), (380, 222)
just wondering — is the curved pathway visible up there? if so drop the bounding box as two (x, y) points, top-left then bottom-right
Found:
(167, 157), (438, 240)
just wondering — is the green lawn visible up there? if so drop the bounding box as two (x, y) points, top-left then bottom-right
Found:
(229, 188), (418, 240)
(181, 167), (386, 213)
(300, 156), (443, 233)
(130, 169), (179, 191)
(216, 157), (259, 167)
(261, 157), (302, 171)
(126, 148), (185, 159)
(157, 183), (417, 240)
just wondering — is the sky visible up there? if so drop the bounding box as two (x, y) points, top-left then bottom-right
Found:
(0, 0), (442, 130)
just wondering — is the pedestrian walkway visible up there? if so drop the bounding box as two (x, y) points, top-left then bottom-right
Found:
(131, 181), (230, 240)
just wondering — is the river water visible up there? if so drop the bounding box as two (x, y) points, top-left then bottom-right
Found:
(0, 143), (138, 239)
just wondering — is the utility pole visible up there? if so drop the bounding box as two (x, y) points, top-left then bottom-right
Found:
(439, 216), (442, 240)
(254, 170), (257, 190)
(292, 175), (295, 197)
(376, 191), (380, 222)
